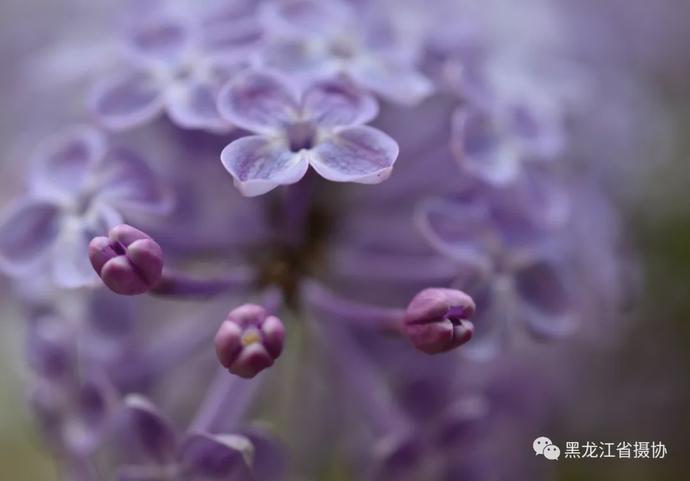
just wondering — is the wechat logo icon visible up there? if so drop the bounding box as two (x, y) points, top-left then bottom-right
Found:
(533, 436), (561, 460)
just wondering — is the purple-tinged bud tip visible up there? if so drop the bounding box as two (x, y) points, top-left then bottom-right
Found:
(88, 224), (163, 295)
(214, 304), (285, 379)
(403, 288), (475, 355)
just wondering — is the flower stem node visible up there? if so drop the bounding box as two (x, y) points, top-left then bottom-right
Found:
(215, 304), (285, 379)
(88, 224), (163, 295)
(403, 288), (476, 355)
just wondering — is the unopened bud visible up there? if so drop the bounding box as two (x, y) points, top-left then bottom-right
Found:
(88, 224), (163, 295)
(403, 288), (475, 354)
(215, 304), (285, 378)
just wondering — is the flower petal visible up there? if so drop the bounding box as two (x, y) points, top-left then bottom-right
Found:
(92, 148), (172, 217)
(0, 199), (61, 276)
(122, 394), (178, 464)
(217, 70), (300, 134)
(126, 16), (192, 65)
(513, 257), (576, 339)
(242, 427), (286, 481)
(451, 106), (521, 185)
(301, 77), (378, 127)
(220, 135), (309, 196)
(351, 58), (433, 106)
(179, 433), (253, 481)
(29, 125), (106, 200)
(165, 80), (232, 132)
(310, 126), (398, 184)
(89, 69), (164, 130)
(414, 197), (494, 273)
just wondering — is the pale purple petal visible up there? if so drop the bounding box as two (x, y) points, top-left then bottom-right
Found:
(123, 395), (178, 464)
(29, 125), (106, 200)
(259, 0), (352, 38)
(178, 433), (253, 481)
(220, 135), (309, 196)
(92, 148), (172, 216)
(514, 258), (576, 339)
(301, 77), (378, 127)
(165, 81), (231, 132)
(89, 69), (164, 131)
(126, 17), (192, 65)
(451, 106), (521, 185)
(0, 199), (61, 276)
(310, 126), (398, 184)
(414, 197), (493, 273)
(51, 224), (102, 288)
(217, 70), (300, 134)
(351, 59), (433, 106)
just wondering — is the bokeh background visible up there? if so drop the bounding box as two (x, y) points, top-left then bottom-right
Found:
(1, 0), (689, 480)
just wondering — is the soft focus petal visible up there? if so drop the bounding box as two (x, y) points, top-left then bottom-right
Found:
(310, 126), (398, 184)
(242, 427), (286, 481)
(351, 59), (433, 106)
(414, 197), (493, 273)
(217, 70), (300, 134)
(179, 433), (253, 481)
(0, 199), (61, 276)
(451, 107), (521, 185)
(92, 148), (172, 217)
(51, 224), (102, 288)
(220, 136), (309, 196)
(513, 257), (576, 339)
(259, 0), (352, 38)
(301, 77), (378, 127)
(89, 69), (164, 130)
(125, 16), (192, 65)
(165, 81), (231, 131)
(29, 125), (106, 200)
(123, 395), (178, 463)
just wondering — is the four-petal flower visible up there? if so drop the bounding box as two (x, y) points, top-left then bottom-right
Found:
(218, 70), (399, 196)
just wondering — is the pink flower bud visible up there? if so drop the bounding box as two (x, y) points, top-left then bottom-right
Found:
(88, 224), (163, 295)
(403, 288), (475, 354)
(214, 304), (285, 378)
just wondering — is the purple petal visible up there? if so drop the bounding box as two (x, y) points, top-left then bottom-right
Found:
(165, 80), (232, 132)
(126, 17), (191, 65)
(414, 197), (493, 272)
(217, 70), (300, 134)
(242, 427), (286, 481)
(301, 77), (378, 127)
(0, 199), (61, 275)
(259, 0), (352, 38)
(178, 433), (253, 480)
(29, 125), (106, 200)
(351, 61), (433, 106)
(89, 69), (164, 130)
(51, 224), (103, 288)
(310, 126), (398, 184)
(92, 148), (172, 216)
(220, 135), (309, 196)
(123, 395), (177, 464)
(451, 106), (521, 185)
(514, 258), (576, 339)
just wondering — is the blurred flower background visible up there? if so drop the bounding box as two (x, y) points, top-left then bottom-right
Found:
(0, 0), (689, 480)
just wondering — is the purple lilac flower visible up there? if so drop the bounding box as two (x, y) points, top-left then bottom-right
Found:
(0, 126), (169, 287)
(416, 196), (577, 358)
(218, 70), (399, 196)
(258, 0), (433, 105)
(0, 0), (649, 479)
(89, 9), (256, 132)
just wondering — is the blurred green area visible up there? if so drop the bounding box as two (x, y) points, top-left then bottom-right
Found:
(0, 321), (56, 480)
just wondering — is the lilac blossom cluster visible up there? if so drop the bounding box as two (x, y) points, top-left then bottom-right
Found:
(0, 0), (636, 480)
